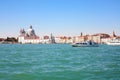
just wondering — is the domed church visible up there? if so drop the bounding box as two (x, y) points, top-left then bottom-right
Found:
(18, 25), (40, 44)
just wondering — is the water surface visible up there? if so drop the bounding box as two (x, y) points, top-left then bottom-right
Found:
(0, 44), (120, 80)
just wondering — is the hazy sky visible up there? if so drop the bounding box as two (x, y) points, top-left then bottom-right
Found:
(0, 0), (120, 38)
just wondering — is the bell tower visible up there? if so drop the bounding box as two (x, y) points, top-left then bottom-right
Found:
(112, 31), (116, 37)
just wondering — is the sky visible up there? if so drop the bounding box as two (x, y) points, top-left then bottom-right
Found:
(0, 0), (120, 38)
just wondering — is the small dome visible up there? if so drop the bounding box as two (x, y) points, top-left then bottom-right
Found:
(20, 28), (26, 35)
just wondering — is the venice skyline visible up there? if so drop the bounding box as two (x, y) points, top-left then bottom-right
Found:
(0, 0), (120, 38)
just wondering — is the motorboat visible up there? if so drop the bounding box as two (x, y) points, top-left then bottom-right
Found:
(72, 41), (98, 47)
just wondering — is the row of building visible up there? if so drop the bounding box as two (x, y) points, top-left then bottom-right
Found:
(18, 26), (120, 44)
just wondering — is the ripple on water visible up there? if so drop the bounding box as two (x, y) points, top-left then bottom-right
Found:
(0, 44), (120, 80)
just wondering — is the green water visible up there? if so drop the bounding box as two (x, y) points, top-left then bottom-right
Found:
(0, 44), (120, 80)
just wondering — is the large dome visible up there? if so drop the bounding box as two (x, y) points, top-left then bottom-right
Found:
(27, 25), (36, 36)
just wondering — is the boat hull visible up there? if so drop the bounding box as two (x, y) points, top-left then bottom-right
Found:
(71, 41), (99, 47)
(72, 44), (98, 47)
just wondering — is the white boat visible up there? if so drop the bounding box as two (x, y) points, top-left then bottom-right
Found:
(72, 41), (98, 47)
(106, 38), (120, 45)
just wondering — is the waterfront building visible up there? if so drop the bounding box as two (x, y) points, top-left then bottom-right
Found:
(87, 35), (101, 43)
(92, 33), (110, 43)
(18, 25), (40, 44)
(99, 32), (118, 44)
(0, 38), (4, 42)
(73, 33), (86, 43)
(54, 37), (63, 43)
(101, 31), (120, 44)
(75, 36), (85, 42)
(73, 34), (101, 43)
(40, 36), (50, 44)
(54, 36), (72, 44)
(101, 38), (111, 44)
(40, 34), (55, 44)
(18, 27), (116, 44)
(18, 26), (56, 44)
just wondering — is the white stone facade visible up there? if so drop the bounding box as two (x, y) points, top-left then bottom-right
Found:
(18, 26), (40, 44)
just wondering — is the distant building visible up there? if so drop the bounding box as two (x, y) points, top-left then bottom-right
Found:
(92, 33), (110, 43)
(98, 32), (118, 44)
(40, 35), (50, 44)
(87, 35), (101, 43)
(18, 25), (40, 44)
(0, 38), (5, 42)
(54, 36), (72, 43)
(18, 26), (57, 44)
(43, 35), (49, 40)
(73, 33), (102, 43)
(18, 27), (116, 44)
(75, 36), (85, 42)
(93, 33), (110, 38)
